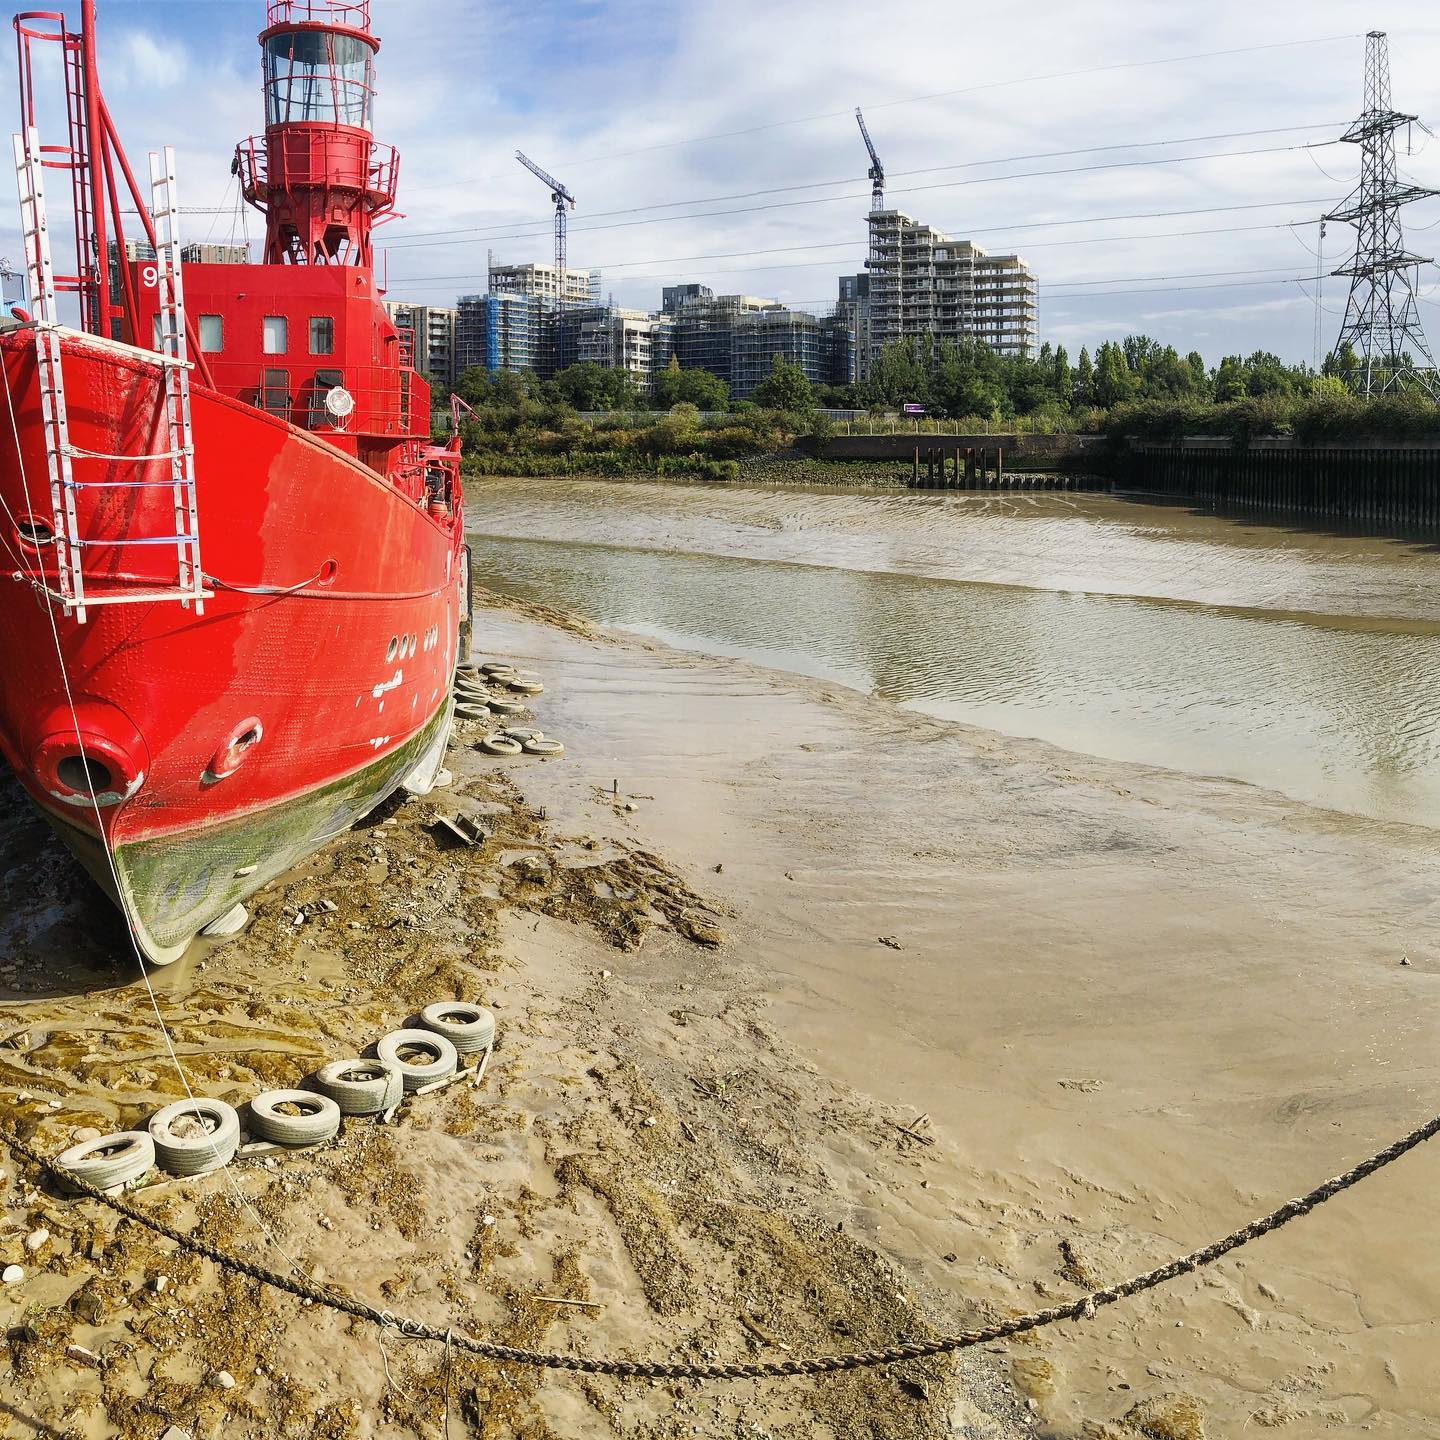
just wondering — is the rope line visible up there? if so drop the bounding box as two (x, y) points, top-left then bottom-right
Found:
(2, 1106), (1435, 1380)
(1, 335), (320, 1283)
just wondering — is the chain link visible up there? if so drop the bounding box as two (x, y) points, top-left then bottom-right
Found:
(3, 1109), (1436, 1380)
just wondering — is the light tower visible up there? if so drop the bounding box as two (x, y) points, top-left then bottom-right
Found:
(235, 1), (399, 265)
(1324, 30), (1438, 397)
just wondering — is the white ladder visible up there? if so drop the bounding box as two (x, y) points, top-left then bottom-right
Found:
(148, 145), (203, 616)
(11, 129), (205, 623)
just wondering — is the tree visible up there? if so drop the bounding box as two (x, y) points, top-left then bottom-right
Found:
(652, 355), (729, 411)
(1073, 347), (1094, 407)
(551, 361), (638, 412)
(862, 336), (935, 412)
(1053, 344), (1072, 403)
(1092, 342), (1135, 407)
(751, 352), (814, 412)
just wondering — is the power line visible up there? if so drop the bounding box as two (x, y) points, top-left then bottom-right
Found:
(1048, 265), (1308, 289)
(403, 32), (1361, 189)
(387, 122), (1346, 242)
(385, 198), (1337, 287)
(382, 219), (1346, 298)
(381, 140), (1344, 253)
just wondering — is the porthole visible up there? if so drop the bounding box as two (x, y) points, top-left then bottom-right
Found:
(386, 635), (399, 662)
(16, 514), (53, 550)
(56, 754), (114, 795)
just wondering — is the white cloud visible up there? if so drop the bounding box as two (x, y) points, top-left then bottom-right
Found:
(4, 0), (1439, 365)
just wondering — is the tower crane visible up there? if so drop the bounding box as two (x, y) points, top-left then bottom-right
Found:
(854, 108), (884, 212)
(515, 151), (576, 362)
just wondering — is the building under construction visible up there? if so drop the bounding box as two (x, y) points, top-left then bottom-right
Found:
(455, 291), (546, 377)
(861, 210), (1038, 375)
(488, 260), (601, 308)
(665, 286), (851, 398)
(555, 305), (671, 393)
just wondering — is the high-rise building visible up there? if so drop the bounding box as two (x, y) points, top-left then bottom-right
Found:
(732, 308), (852, 400)
(835, 274), (870, 384)
(666, 290), (850, 398)
(488, 261), (601, 308)
(864, 210), (1037, 372)
(661, 283), (713, 314)
(181, 243), (249, 265)
(382, 301), (456, 386)
(455, 292), (545, 376)
(555, 305), (669, 395)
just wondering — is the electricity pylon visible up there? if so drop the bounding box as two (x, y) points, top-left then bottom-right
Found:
(1324, 31), (1438, 398)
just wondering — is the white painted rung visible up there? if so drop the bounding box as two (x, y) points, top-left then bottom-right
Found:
(9, 131), (205, 623)
(63, 445), (190, 462)
(62, 588), (214, 607)
(75, 533), (197, 547)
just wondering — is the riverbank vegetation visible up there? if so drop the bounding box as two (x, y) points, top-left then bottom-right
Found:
(448, 336), (1440, 481)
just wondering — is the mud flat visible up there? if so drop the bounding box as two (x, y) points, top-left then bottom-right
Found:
(1, 591), (1438, 1439)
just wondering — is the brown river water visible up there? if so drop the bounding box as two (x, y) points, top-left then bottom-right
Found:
(467, 477), (1440, 830)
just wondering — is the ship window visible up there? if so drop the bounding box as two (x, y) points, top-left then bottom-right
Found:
(308, 368), (345, 428)
(260, 368), (290, 418)
(309, 316), (335, 355)
(264, 29), (373, 129)
(263, 315), (288, 354)
(198, 314), (223, 352)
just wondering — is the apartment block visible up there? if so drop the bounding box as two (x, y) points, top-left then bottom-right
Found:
(488, 261), (601, 308)
(555, 305), (669, 394)
(181, 243), (250, 265)
(455, 292), (545, 376)
(731, 307), (852, 400)
(668, 291), (791, 392)
(835, 274), (871, 383)
(863, 210), (1037, 373)
(383, 301), (456, 387)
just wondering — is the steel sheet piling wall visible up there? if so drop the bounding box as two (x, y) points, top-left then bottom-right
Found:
(1122, 442), (1440, 531)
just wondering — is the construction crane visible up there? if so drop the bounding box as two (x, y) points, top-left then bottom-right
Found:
(855, 107), (884, 213)
(515, 151), (576, 362)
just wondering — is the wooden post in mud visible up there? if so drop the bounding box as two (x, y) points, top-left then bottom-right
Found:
(997, 448), (1004, 486)
(954, 447), (961, 485)
(965, 446), (975, 485)
(912, 446), (919, 485)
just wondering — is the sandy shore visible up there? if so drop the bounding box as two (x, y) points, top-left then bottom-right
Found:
(1, 591), (1437, 1439)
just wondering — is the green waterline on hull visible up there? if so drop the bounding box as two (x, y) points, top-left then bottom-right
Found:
(50, 704), (450, 954)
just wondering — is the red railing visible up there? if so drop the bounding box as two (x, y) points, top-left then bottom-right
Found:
(235, 132), (398, 209)
(266, 0), (370, 28)
(203, 357), (421, 442)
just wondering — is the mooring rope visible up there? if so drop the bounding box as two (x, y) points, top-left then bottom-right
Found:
(2, 1106), (1436, 1380)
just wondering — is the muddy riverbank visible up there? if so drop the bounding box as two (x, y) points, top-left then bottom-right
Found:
(2, 590), (1438, 1438)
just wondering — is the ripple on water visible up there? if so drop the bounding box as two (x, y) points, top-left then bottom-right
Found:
(469, 480), (1440, 827)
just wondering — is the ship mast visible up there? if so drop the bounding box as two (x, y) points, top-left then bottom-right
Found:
(235, 1), (398, 266)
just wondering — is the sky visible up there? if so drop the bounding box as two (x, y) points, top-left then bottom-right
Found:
(4, 0), (1440, 369)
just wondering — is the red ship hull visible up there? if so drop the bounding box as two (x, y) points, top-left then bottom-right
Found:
(0, 325), (466, 962)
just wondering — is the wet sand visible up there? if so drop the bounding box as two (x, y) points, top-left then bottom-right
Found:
(1, 592), (1438, 1438)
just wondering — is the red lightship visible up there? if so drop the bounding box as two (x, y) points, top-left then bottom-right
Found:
(0, 1), (470, 963)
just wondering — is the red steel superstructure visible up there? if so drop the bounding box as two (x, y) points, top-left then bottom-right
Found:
(0, 0), (469, 963)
